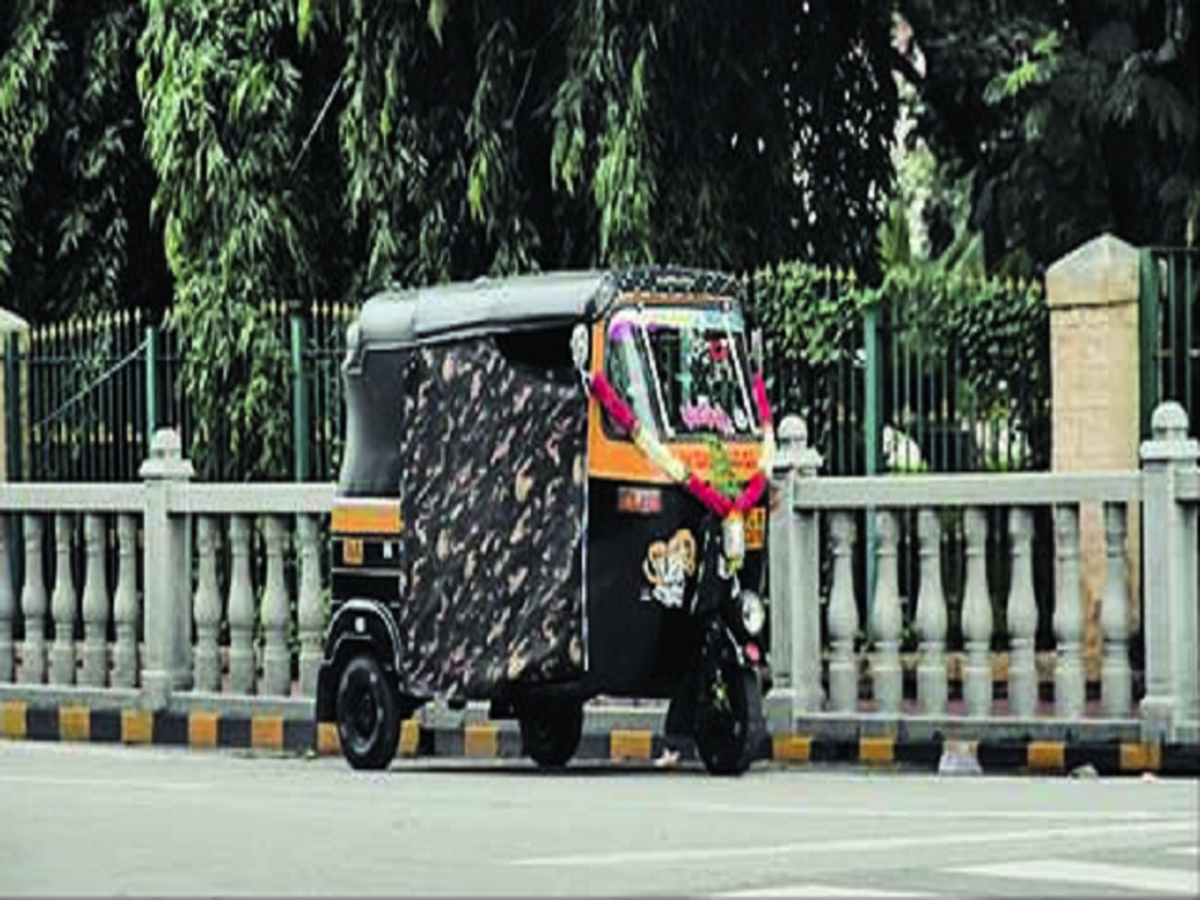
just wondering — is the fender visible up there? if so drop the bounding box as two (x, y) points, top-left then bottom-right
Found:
(324, 598), (404, 673)
(315, 599), (404, 723)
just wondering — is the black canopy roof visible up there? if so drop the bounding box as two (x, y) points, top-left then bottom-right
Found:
(352, 267), (743, 350)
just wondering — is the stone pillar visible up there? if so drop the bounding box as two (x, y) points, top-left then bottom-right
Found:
(139, 428), (194, 709)
(1140, 402), (1200, 742)
(769, 415), (825, 720)
(1047, 234), (1142, 681)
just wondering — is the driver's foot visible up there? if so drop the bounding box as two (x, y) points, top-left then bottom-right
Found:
(655, 748), (681, 769)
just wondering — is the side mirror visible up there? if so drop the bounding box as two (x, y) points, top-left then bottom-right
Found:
(571, 323), (590, 378)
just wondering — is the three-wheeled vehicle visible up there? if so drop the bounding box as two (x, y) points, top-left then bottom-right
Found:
(315, 267), (775, 775)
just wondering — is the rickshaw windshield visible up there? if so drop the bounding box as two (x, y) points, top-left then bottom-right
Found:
(605, 303), (758, 440)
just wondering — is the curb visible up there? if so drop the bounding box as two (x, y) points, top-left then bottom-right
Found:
(2, 700), (1197, 776)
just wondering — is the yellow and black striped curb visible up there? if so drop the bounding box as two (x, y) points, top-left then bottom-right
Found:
(764, 734), (1198, 777)
(2, 701), (1197, 776)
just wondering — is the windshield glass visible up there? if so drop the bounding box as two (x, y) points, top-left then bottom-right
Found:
(605, 303), (758, 440)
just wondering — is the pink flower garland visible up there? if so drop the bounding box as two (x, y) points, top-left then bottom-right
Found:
(589, 369), (775, 519)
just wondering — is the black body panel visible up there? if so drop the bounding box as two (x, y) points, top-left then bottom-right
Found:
(582, 479), (767, 697)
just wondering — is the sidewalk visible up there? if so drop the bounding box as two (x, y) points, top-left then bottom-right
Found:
(2, 694), (1197, 777)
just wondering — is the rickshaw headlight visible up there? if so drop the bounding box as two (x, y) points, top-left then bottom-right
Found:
(740, 591), (766, 637)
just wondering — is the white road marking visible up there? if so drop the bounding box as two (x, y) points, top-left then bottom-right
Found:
(948, 859), (1200, 896)
(678, 802), (1180, 822)
(716, 884), (931, 898)
(1167, 846), (1199, 857)
(511, 820), (1194, 868)
(0, 775), (213, 792)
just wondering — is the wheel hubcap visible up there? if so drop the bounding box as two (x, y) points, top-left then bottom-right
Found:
(342, 677), (381, 751)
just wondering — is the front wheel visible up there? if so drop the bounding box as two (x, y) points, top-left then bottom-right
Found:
(519, 700), (584, 768)
(336, 653), (401, 771)
(693, 637), (763, 776)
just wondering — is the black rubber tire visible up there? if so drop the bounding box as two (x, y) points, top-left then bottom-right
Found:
(519, 700), (584, 768)
(693, 655), (762, 777)
(336, 653), (401, 771)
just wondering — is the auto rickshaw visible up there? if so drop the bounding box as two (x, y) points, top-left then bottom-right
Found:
(315, 267), (775, 775)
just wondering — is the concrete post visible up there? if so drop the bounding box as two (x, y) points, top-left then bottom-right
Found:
(1006, 508), (1038, 718)
(769, 415), (824, 721)
(1053, 505), (1086, 720)
(80, 513), (110, 687)
(915, 509), (948, 716)
(827, 512), (859, 713)
(1139, 402), (1200, 742)
(961, 507), (993, 717)
(297, 514), (325, 697)
(1047, 234), (1142, 681)
(870, 510), (902, 713)
(260, 515), (291, 696)
(139, 428), (194, 709)
(192, 515), (222, 692)
(50, 513), (77, 685)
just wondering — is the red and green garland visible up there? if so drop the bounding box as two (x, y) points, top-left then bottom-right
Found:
(588, 369), (776, 519)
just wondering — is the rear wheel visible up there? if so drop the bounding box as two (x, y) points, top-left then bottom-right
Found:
(519, 699), (584, 768)
(336, 653), (401, 771)
(693, 635), (763, 776)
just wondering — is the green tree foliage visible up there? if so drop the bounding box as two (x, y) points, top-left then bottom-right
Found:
(897, 0), (1199, 269)
(1, 0), (63, 305)
(549, 2), (898, 275)
(3, 0), (899, 478)
(139, 1), (311, 479)
(1, 1), (168, 321)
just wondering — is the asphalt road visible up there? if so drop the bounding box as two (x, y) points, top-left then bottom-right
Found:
(0, 742), (1196, 897)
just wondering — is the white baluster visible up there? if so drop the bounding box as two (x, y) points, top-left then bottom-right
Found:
(111, 514), (139, 688)
(870, 510), (902, 713)
(1100, 503), (1132, 717)
(961, 507), (992, 717)
(828, 512), (859, 713)
(916, 508), (947, 716)
(1006, 507), (1038, 718)
(19, 515), (47, 684)
(81, 514), (109, 687)
(0, 516), (13, 682)
(260, 516), (291, 696)
(50, 513), (77, 686)
(297, 515), (324, 697)
(1054, 504), (1085, 719)
(192, 516), (222, 692)
(227, 515), (256, 695)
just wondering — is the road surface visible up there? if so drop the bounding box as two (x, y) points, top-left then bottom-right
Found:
(1, 742), (1196, 896)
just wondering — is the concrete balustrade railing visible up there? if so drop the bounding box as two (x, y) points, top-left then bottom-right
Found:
(769, 402), (1200, 746)
(1, 404), (1198, 747)
(0, 431), (333, 719)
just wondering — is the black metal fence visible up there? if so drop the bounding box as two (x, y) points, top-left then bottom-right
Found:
(4, 302), (355, 483)
(1140, 247), (1200, 439)
(5, 268), (1051, 484)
